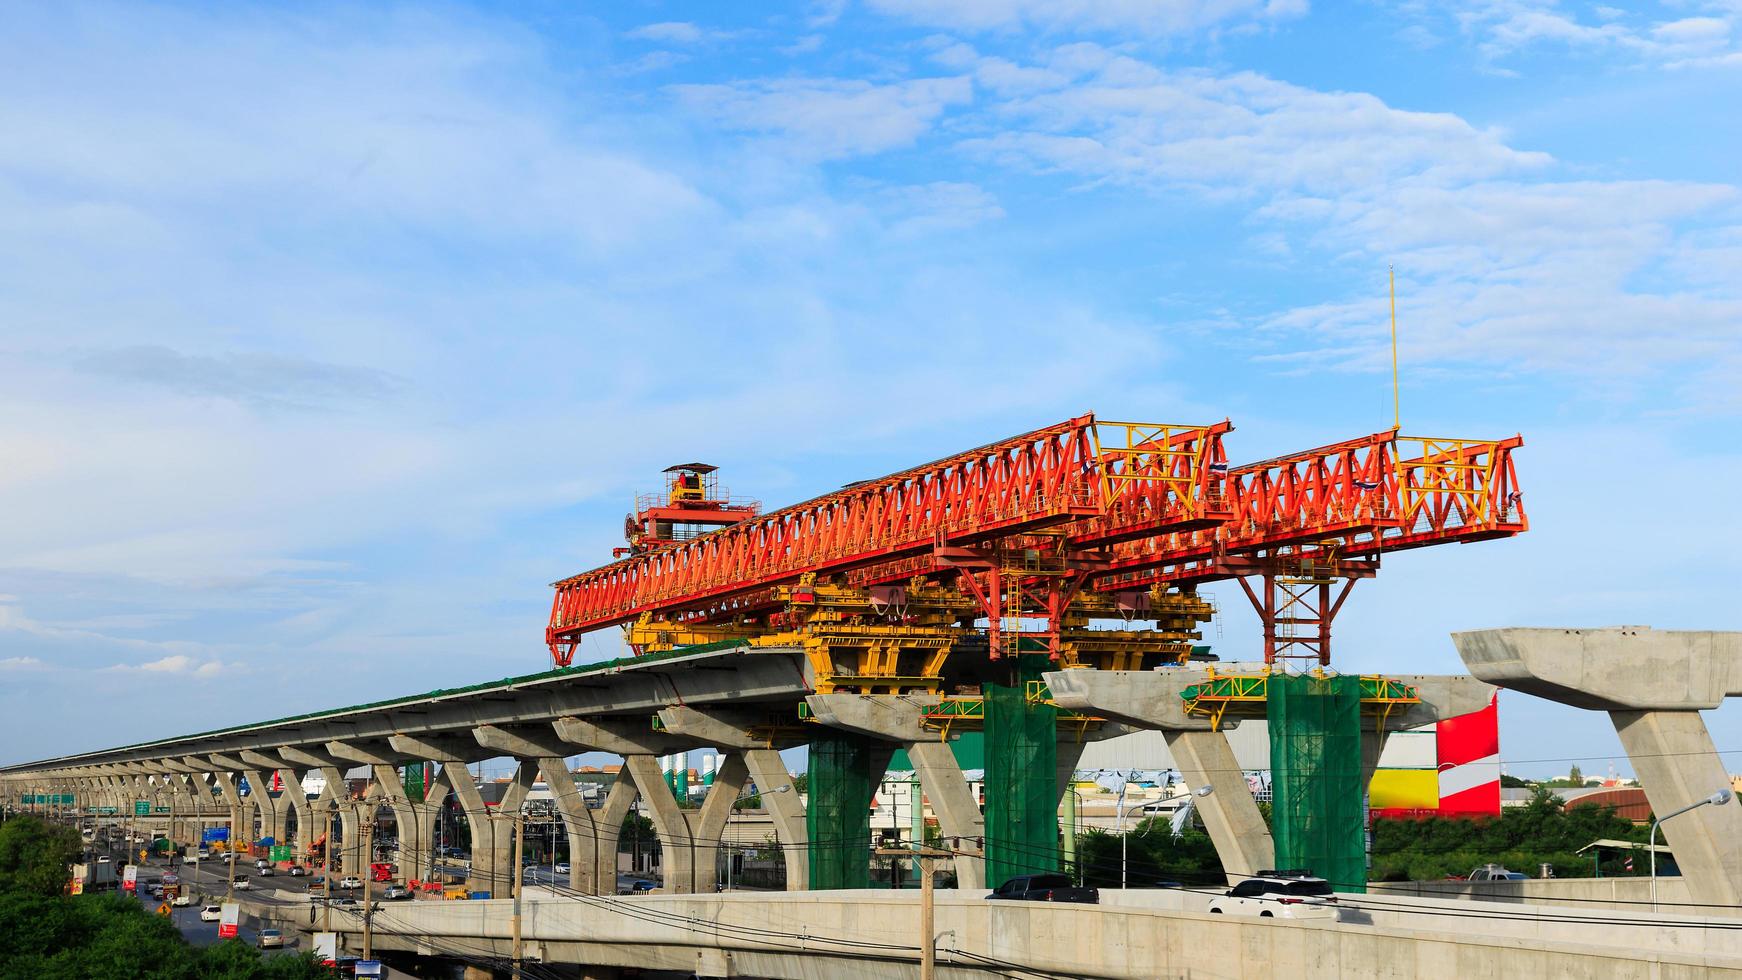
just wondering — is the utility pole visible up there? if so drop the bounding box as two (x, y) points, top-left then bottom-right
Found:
(362, 807), (376, 961)
(878, 847), (950, 980)
(511, 809), (525, 980)
(322, 805), (333, 934)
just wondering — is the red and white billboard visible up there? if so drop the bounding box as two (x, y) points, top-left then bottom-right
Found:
(218, 903), (240, 939)
(122, 865), (138, 893)
(1369, 694), (1501, 819)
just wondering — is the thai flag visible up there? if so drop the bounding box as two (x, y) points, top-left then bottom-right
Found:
(1625, 855), (1634, 872)
(1209, 463), (1229, 475)
(1354, 479), (1380, 491)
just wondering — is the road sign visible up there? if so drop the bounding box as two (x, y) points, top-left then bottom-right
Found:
(156, 903), (171, 917)
(270, 845), (292, 862)
(218, 903), (240, 940)
(201, 827), (229, 843)
(355, 962), (383, 978)
(135, 801), (151, 816)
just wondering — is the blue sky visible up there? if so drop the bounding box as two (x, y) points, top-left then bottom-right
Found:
(1, 0), (1738, 778)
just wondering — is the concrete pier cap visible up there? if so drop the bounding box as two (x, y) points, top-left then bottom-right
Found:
(1453, 627), (1742, 711)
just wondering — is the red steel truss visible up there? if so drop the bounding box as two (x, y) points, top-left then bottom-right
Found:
(547, 415), (1232, 665)
(1092, 430), (1527, 591)
(546, 419), (1524, 668)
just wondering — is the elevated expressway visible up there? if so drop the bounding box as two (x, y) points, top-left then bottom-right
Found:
(0, 645), (816, 896)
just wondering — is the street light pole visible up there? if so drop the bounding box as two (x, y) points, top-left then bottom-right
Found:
(1651, 787), (1731, 908)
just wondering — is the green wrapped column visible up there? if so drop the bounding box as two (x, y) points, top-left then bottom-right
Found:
(1268, 673), (1366, 893)
(807, 732), (885, 889)
(984, 655), (1060, 884)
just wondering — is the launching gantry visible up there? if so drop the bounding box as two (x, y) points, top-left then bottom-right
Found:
(548, 416), (1526, 694)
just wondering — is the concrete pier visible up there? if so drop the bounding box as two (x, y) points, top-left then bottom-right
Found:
(1455, 626), (1742, 907)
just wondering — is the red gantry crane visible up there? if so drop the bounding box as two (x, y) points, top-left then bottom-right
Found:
(547, 416), (1525, 690)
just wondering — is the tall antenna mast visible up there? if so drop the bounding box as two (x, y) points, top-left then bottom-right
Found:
(1389, 264), (1401, 430)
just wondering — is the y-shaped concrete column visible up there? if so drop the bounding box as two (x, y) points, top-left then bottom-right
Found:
(388, 733), (498, 893)
(659, 706), (810, 891)
(553, 716), (699, 894)
(1048, 669), (1274, 883)
(806, 694), (986, 889)
(240, 768), (291, 850)
(475, 724), (636, 896)
(1456, 627), (1742, 907)
(239, 751), (306, 856)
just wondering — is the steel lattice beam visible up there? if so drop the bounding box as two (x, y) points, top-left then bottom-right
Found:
(546, 415), (1231, 664)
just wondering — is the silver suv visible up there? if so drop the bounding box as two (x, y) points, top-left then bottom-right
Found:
(1208, 871), (1339, 920)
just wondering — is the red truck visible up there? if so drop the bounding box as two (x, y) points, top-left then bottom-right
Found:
(370, 862), (397, 883)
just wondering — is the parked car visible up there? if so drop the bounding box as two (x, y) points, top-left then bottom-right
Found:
(1208, 872), (1340, 920)
(986, 874), (1100, 904)
(553, 862), (570, 875)
(198, 905), (222, 922)
(338, 875), (363, 890)
(382, 884), (412, 900)
(287, 865), (307, 877)
(1465, 864), (1528, 882)
(256, 928), (285, 949)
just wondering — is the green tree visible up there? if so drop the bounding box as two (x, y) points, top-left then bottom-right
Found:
(0, 816), (81, 897)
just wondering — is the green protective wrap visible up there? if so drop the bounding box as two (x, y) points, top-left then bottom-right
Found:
(1268, 672), (1367, 893)
(983, 654), (1060, 885)
(807, 732), (881, 889)
(401, 761), (425, 803)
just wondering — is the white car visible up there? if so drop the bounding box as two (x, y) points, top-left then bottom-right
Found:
(235, 877), (252, 890)
(1208, 873), (1340, 920)
(338, 875), (363, 889)
(172, 893), (194, 907)
(553, 862), (570, 875)
(199, 905), (222, 922)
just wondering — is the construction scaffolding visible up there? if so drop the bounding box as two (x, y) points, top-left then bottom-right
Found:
(1268, 673), (1366, 893)
(807, 732), (886, 890)
(983, 656), (1060, 884)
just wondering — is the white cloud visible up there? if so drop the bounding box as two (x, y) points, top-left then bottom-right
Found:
(1429, 1), (1742, 70)
(868, 0), (1307, 36)
(964, 60), (1547, 196)
(626, 21), (706, 44)
(671, 76), (973, 159)
(0, 656), (42, 670)
(951, 46), (1742, 384)
(139, 655), (193, 673)
(108, 653), (237, 677)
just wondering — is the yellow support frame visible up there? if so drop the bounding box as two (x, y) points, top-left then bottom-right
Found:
(1178, 667), (1420, 731)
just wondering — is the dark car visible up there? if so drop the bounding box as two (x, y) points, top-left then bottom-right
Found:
(987, 874), (1100, 904)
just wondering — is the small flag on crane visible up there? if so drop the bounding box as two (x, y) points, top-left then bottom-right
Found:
(1354, 479), (1380, 491)
(1209, 463), (1229, 475)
